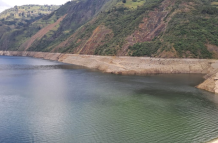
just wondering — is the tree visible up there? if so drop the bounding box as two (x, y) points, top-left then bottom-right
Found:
(122, 0), (126, 3)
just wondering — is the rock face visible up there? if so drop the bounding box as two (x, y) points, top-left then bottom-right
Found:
(1, 51), (218, 93)
(197, 62), (218, 93)
(197, 77), (215, 93)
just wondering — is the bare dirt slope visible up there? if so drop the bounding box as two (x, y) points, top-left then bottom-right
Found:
(18, 14), (67, 51)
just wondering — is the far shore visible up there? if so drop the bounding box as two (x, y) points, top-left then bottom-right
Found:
(1, 51), (218, 93)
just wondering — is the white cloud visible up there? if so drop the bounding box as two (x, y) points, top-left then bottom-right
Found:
(0, 0), (69, 13)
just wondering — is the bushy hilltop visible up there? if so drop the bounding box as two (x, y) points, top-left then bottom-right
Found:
(0, 5), (59, 28)
(1, 0), (218, 59)
(0, 5), (59, 49)
(0, 5), (59, 19)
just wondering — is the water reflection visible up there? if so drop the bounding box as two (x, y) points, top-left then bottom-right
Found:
(0, 56), (218, 143)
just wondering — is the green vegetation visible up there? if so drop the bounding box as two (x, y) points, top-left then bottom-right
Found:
(163, 13), (218, 58)
(0, 5), (59, 28)
(94, 0), (163, 55)
(0, 5), (59, 20)
(61, 0), (159, 55)
(118, 0), (145, 9)
(0, 0), (218, 59)
(0, 5), (59, 50)
(129, 41), (161, 56)
(28, 0), (110, 52)
(52, 0), (163, 55)
(167, 1), (218, 58)
(128, 0), (218, 58)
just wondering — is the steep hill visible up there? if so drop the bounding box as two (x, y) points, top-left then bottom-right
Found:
(1, 0), (218, 59)
(0, 0), (110, 51)
(0, 5), (60, 50)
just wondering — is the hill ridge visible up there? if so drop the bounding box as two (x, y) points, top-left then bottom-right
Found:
(0, 0), (218, 59)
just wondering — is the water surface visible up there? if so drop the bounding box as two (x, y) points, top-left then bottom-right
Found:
(0, 56), (218, 143)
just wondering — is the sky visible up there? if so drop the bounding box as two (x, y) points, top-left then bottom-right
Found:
(0, 0), (69, 12)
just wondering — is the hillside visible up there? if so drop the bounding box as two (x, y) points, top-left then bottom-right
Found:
(0, 5), (59, 30)
(0, 5), (59, 50)
(0, 0), (110, 51)
(0, 0), (218, 59)
(0, 5), (59, 19)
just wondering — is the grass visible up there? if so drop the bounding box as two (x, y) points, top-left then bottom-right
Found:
(116, 0), (145, 9)
(0, 5), (59, 20)
(211, 2), (218, 5)
(212, 2), (218, 8)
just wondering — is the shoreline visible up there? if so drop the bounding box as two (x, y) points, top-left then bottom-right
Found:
(1, 51), (218, 143)
(0, 51), (218, 93)
(208, 138), (218, 143)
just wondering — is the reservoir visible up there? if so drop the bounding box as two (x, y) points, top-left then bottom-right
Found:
(0, 56), (218, 143)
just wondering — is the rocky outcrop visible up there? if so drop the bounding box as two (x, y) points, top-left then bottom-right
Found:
(197, 62), (218, 93)
(1, 51), (218, 93)
(197, 76), (215, 93)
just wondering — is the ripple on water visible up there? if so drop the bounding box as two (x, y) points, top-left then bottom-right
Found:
(0, 56), (218, 143)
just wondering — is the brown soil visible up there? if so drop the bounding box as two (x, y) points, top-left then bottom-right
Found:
(19, 14), (67, 51)
(207, 44), (218, 58)
(52, 27), (86, 52)
(157, 47), (178, 58)
(75, 25), (113, 54)
(118, 0), (175, 55)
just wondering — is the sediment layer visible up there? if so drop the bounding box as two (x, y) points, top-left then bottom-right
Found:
(0, 51), (218, 93)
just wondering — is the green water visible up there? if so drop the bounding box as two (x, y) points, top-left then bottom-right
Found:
(0, 56), (218, 143)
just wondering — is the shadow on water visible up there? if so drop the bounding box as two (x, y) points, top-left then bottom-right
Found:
(0, 64), (86, 70)
(1, 56), (218, 143)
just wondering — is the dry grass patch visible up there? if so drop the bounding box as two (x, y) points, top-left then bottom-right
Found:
(116, 0), (145, 9)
